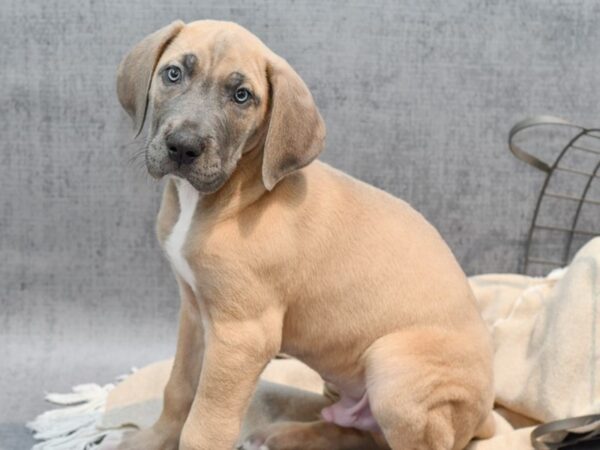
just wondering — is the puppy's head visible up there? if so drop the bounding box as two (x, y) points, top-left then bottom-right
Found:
(117, 20), (325, 193)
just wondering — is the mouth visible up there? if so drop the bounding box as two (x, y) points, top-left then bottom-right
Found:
(165, 162), (225, 192)
(145, 141), (227, 192)
(149, 166), (224, 194)
(184, 172), (225, 193)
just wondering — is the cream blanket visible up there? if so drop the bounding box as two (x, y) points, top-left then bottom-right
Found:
(30, 238), (600, 449)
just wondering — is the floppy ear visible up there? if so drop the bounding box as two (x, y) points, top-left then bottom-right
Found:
(116, 20), (185, 137)
(262, 55), (326, 190)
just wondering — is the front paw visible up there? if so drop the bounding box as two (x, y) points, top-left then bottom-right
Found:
(239, 422), (321, 450)
(117, 425), (179, 450)
(239, 421), (383, 450)
(238, 426), (275, 450)
(238, 432), (269, 450)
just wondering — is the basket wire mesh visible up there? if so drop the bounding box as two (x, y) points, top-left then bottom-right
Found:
(509, 116), (600, 275)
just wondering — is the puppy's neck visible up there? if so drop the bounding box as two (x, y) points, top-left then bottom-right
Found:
(199, 143), (268, 220)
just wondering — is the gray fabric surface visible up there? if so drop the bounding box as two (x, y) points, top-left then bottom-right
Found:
(2, 1), (599, 448)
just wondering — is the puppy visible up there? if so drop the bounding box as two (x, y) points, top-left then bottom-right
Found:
(116, 20), (494, 450)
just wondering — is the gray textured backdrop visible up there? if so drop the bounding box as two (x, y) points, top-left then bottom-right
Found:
(2, 0), (599, 448)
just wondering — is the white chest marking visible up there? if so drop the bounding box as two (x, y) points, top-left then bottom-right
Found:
(165, 178), (199, 292)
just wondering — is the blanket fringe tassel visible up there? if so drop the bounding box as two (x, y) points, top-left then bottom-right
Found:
(27, 374), (133, 450)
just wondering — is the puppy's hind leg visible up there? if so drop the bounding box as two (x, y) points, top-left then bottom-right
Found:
(363, 328), (494, 450)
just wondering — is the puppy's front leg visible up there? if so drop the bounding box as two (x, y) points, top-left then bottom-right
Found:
(159, 279), (205, 430)
(119, 278), (204, 450)
(179, 315), (282, 450)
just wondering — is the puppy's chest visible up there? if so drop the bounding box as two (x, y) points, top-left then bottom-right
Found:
(164, 179), (199, 292)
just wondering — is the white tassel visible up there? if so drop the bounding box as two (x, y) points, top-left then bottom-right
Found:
(27, 373), (133, 449)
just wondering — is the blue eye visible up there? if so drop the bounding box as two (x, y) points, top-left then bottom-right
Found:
(165, 66), (182, 83)
(234, 88), (251, 104)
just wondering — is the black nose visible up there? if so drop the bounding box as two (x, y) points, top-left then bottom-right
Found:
(166, 130), (207, 165)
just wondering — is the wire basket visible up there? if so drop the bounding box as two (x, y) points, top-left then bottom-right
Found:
(509, 116), (600, 275)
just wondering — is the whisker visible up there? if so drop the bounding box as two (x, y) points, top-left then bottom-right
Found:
(127, 147), (147, 166)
